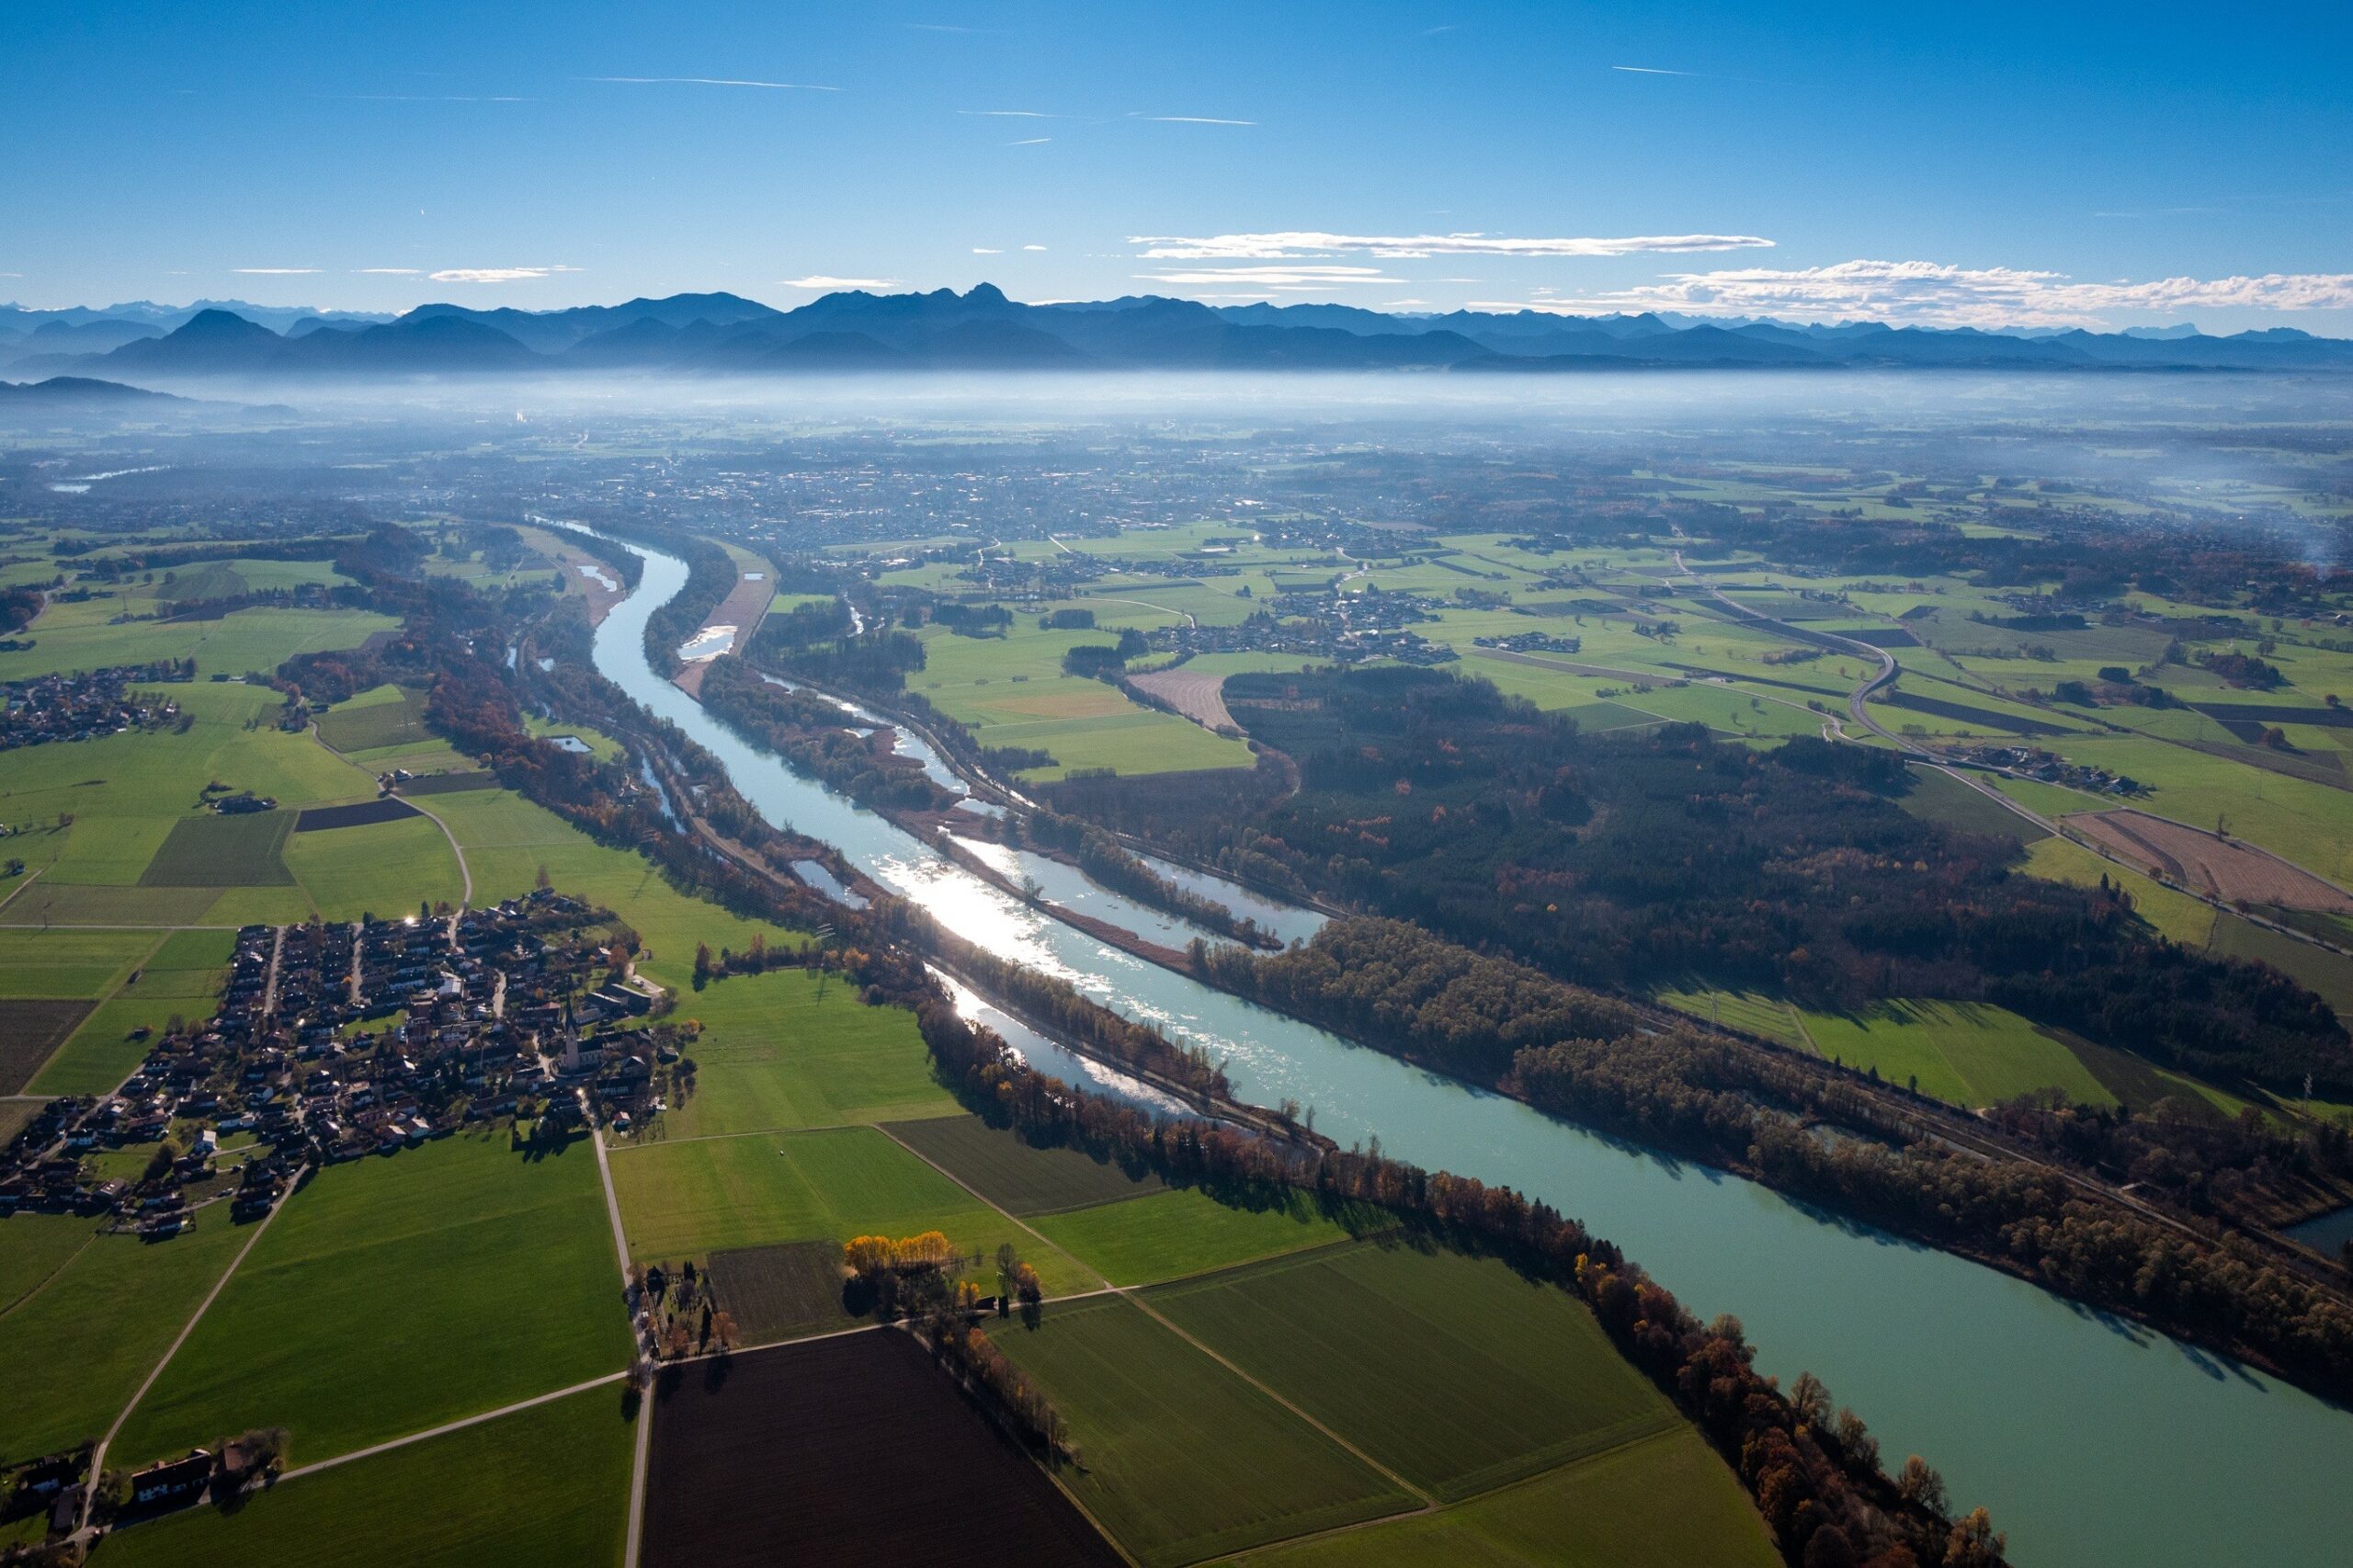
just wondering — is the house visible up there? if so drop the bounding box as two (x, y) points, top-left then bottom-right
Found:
(129, 1450), (213, 1507)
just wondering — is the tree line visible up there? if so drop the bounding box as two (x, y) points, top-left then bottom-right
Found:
(912, 995), (1999, 1567)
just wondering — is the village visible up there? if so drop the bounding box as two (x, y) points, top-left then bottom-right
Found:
(0, 663), (191, 754)
(0, 887), (685, 1544)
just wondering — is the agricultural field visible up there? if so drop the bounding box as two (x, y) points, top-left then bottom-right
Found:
(991, 1292), (1416, 1563)
(648, 968), (953, 1141)
(1146, 1241), (1681, 1502)
(0, 605), (396, 683)
(96, 1384), (635, 1568)
(277, 811), (464, 921)
(0, 999), (94, 1094)
(1029, 1186), (1380, 1288)
(29, 927), (234, 1095)
(1236, 1428), (1779, 1566)
(2067, 809), (2353, 912)
(881, 1112), (1165, 1217)
(910, 611), (1253, 779)
(0, 1211), (97, 1314)
(641, 1330), (1120, 1568)
(313, 684), (432, 754)
(0, 1219), (247, 1464)
(606, 1123), (1098, 1295)
(139, 811), (296, 886)
(0, 680), (424, 927)
(2019, 835), (2216, 948)
(1897, 765), (2052, 843)
(699, 1241), (855, 1346)
(112, 1130), (629, 1469)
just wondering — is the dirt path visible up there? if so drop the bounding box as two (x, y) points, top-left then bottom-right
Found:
(82, 1161), (310, 1530)
(874, 1123), (1113, 1293)
(308, 722), (472, 906)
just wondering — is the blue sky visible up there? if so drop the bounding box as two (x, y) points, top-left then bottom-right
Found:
(5, 0), (2349, 331)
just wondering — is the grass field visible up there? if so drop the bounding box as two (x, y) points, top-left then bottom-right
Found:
(1235, 1426), (1778, 1568)
(1029, 1187), (1381, 1288)
(911, 619), (1254, 780)
(0, 1212), (97, 1314)
(1800, 998), (2116, 1108)
(29, 931), (233, 1095)
(0, 1099), (41, 1147)
(1899, 766), (2052, 842)
(2211, 914), (2353, 1019)
(1147, 1241), (1678, 1502)
(422, 788), (795, 994)
(0, 607), (396, 683)
(881, 1113), (1165, 1217)
(278, 812), (464, 921)
(139, 810), (296, 887)
(606, 1124), (1097, 1294)
(314, 685), (432, 753)
(1651, 985), (1809, 1047)
(114, 1130), (629, 1469)
(0, 927), (165, 997)
(97, 1384), (635, 1568)
(993, 1293), (1415, 1563)
(2022, 835), (2217, 948)
(0, 682), (405, 917)
(650, 968), (951, 1141)
(0, 1220), (246, 1464)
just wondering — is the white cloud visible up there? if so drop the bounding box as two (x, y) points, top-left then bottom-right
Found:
(1023, 244), (1047, 252)
(428, 266), (583, 284)
(583, 76), (837, 91)
(1009, 137), (1050, 145)
(1142, 265), (1400, 289)
(1471, 259), (2353, 328)
(1131, 230), (1774, 260)
(776, 275), (900, 290)
(1139, 115), (1255, 126)
(972, 247), (1004, 255)
(1613, 65), (1700, 76)
(235, 267), (320, 275)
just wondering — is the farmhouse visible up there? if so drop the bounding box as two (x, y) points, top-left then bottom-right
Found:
(128, 1450), (212, 1508)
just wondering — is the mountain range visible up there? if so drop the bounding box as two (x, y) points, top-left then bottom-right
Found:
(5, 285), (2349, 381)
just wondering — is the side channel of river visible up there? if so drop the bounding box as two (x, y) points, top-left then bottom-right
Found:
(592, 537), (2353, 1567)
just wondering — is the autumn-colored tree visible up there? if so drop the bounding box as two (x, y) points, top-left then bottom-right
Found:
(710, 1310), (739, 1351)
(664, 1323), (692, 1359)
(844, 1235), (894, 1278)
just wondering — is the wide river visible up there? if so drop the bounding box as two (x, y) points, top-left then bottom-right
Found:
(595, 540), (2353, 1565)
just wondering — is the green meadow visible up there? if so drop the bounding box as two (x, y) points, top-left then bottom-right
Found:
(993, 1292), (1416, 1564)
(606, 1123), (1098, 1294)
(1234, 1426), (1778, 1567)
(1029, 1186), (1378, 1288)
(114, 1131), (628, 1469)
(0, 1220), (248, 1464)
(1799, 998), (2115, 1109)
(653, 968), (954, 1141)
(1147, 1242), (1678, 1503)
(97, 1385), (634, 1568)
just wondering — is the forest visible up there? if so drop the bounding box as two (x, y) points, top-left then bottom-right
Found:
(1094, 666), (2353, 1099)
(1195, 916), (2353, 1405)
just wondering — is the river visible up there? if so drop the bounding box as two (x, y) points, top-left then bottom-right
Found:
(592, 538), (2353, 1566)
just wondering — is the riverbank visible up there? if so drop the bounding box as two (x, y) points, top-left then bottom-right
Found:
(574, 528), (2353, 1568)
